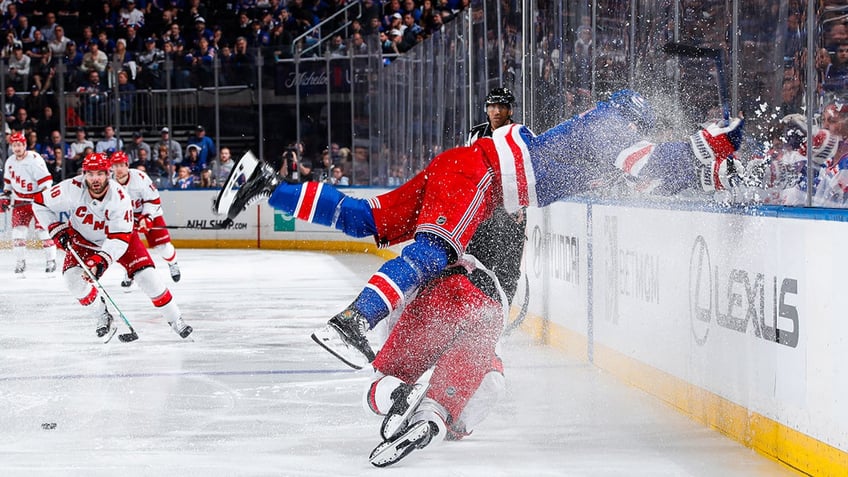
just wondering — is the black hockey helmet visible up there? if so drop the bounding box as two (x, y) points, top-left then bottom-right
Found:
(485, 87), (515, 107)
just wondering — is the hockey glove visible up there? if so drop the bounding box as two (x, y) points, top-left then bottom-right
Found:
(84, 252), (109, 281)
(0, 190), (10, 211)
(48, 222), (77, 250)
(689, 117), (745, 166)
(135, 214), (154, 233)
(800, 128), (839, 166)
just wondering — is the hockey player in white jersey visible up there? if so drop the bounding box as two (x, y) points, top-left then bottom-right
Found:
(32, 152), (193, 340)
(109, 151), (181, 287)
(1, 131), (58, 275)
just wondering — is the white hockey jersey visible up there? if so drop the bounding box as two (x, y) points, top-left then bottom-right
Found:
(3, 150), (52, 200)
(33, 176), (134, 263)
(115, 168), (164, 218)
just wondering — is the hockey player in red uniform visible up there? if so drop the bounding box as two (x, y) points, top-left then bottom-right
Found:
(217, 89), (744, 466)
(110, 151), (181, 287)
(1, 131), (57, 275)
(219, 89), (744, 365)
(32, 153), (193, 340)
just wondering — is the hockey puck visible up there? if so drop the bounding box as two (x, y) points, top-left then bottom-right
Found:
(41, 422), (57, 430)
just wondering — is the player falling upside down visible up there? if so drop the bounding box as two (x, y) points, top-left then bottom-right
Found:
(1, 131), (57, 275)
(32, 152), (193, 340)
(218, 89), (744, 366)
(109, 151), (181, 287)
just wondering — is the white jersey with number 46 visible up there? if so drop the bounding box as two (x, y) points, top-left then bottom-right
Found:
(33, 176), (134, 262)
(117, 168), (164, 219)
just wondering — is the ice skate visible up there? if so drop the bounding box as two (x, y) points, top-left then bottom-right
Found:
(311, 307), (375, 369)
(381, 383), (429, 440)
(225, 160), (281, 221)
(14, 259), (25, 276)
(369, 420), (440, 468)
(96, 308), (114, 338)
(45, 259), (56, 273)
(169, 317), (193, 339)
(168, 262), (181, 282)
(121, 272), (134, 288)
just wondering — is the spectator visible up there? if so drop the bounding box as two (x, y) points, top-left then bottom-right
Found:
(186, 124), (216, 167)
(399, 12), (422, 52)
(124, 25), (144, 53)
(49, 145), (69, 181)
(16, 15), (36, 46)
(25, 84), (47, 121)
(313, 148), (332, 181)
(38, 130), (69, 164)
(95, 30), (116, 56)
(211, 146), (234, 184)
(30, 50), (55, 93)
(328, 164), (349, 185)
(825, 42), (848, 92)
(298, 158), (315, 182)
(25, 130), (39, 152)
(174, 164), (196, 188)
(77, 69), (107, 123)
(26, 30), (49, 62)
(269, 22), (294, 60)
(1, 30), (21, 60)
(7, 45), (31, 90)
(10, 107), (36, 134)
(246, 19), (270, 49)
(36, 106), (59, 142)
(125, 131), (151, 164)
(61, 41), (83, 87)
(117, 70), (136, 123)
(349, 32), (368, 55)
(69, 127), (94, 164)
(40, 12), (59, 42)
(2, 86), (23, 123)
(186, 36), (216, 86)
(198, 167), (215, 187)
(120, 0), (146, 31)
(95, 124), (123, 154)
(183, 143), (204, 175)
(150, 143), (174, 189)
(79, 41), (108, 75)
(134, 146), (151, 171)
(47, 25), (70, 57)
(96, 2), (120, 34)
(153, 127), (183, 165)
(136, 37), (165, 88)
(326, 34), (347, 57)
(189, 16), (213, 49)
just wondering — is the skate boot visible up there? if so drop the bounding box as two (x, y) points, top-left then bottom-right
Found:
(45, 259), (56, 273)
(369, 420), (441, 467)
(381, 383), (430, 440)
(120, 272), (133, 288)
(14, 259), (25, 275)
(311, 307), (375, 369)
(226, 161), (281, 221)
(168, 262), (181, 282)
(96, 308), (114, 338)
(169, 317), (193, 339)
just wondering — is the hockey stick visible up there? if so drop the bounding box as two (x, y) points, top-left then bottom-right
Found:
(662, 42), (730, 124)
(66, 246), (139, 343)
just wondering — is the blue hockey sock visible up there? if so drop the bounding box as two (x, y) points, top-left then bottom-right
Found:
(268, 181), (377, 237)
(353, 233), (451, 327)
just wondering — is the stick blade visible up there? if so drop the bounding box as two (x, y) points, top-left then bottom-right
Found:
(212, 151), (259, 216)
(118, 332), (139, 342)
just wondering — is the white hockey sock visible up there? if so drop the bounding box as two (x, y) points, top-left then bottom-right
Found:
(134, 267), (182, 322)
(154, 243), (177, 263)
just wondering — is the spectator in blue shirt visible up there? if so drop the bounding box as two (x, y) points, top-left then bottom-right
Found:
(186, 124), (216, 168)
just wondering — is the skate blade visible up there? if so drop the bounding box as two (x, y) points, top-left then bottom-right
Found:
(212, 151), (259, 215)
(102, 325), (118, 344)
(310, 326), (369, 370)
(369, 420), (432, 467)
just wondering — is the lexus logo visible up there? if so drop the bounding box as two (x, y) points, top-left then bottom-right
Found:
(689, 235), (711, 345)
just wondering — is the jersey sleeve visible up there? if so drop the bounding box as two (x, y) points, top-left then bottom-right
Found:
(32, 181), (69, 230)
(32, 153), (53, 191)
(138, 171), (163, 217)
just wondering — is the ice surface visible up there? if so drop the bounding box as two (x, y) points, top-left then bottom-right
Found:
(0, 249), (798, 476)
